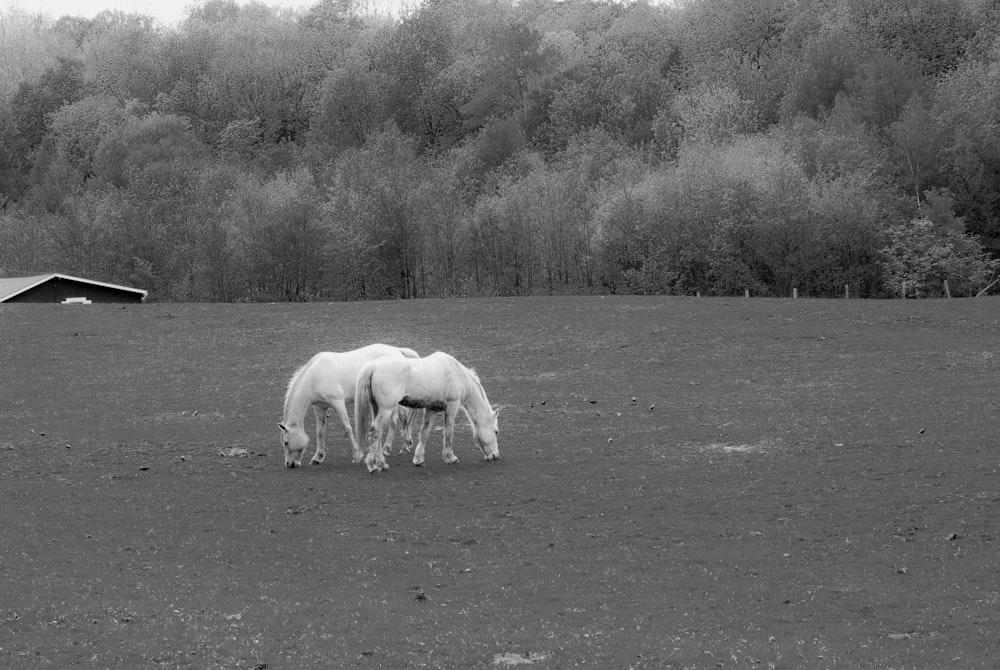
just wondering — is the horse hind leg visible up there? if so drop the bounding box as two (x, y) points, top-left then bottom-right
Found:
(364, 410), (391, 474)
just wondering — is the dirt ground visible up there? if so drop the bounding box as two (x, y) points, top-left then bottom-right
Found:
(1, 296), (998, 669)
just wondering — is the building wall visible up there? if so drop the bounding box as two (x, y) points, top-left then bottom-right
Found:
(6, 277), (144, 303)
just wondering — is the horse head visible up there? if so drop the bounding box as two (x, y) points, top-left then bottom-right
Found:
(278, 422), (310, 468)
(475, 405), (501, 461)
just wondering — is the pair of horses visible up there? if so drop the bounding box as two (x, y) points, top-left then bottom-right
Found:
(278, 344), (500, 474)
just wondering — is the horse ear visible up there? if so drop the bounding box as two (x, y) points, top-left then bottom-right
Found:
(492, 405), (502, 416)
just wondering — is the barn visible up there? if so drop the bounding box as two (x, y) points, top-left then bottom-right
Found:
(0, 274), (148, 304)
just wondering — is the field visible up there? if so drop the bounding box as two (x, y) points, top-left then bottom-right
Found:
(1, 296), (998, 669)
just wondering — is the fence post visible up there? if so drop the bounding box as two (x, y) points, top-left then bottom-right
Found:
(793, 288), (798, 299)
(943, 279), (951, 298)
(844, 284), (849, 300)
(744, 289), (750, 298)
(901, 281), (906, 299)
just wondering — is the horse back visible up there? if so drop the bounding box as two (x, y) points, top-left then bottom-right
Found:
(350, 343), (418, 359)
(307, 346), (396, 399)
(394, 353), (464, 404)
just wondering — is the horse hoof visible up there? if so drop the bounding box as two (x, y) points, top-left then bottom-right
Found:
(286, 461), (298, 468)
(366, 459), (389, 473)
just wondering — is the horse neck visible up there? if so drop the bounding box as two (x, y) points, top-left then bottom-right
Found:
(283, 367), (312, 429)
(461, 367), (492, 425)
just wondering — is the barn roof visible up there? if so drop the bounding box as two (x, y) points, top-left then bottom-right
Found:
(0, 273), (148, 302)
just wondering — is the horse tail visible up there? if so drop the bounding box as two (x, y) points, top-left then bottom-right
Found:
(399, 347), (419, 359)
(354, 361), (377, 450)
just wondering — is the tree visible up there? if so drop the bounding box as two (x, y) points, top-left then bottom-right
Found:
(374, 1), (460, 148)
(312, 49), (391, 150)
(525, 2), (677, 149)
(930, 58), (1000, 253)
(80, 12), (167, 104)
(470, 131), (629, 295)
(93, 111), (208, 188)
(0, 209), (52, 272)
(779, 109), (885, 181)
(4, 57), (84, 185)
(779, 27), (863, 122)
(0, 9), (76, 105)
(677, 0), (790, 124)
(185, 5), (320, 144)
(225, 167), (325, 301)
(46, 95), (131, 180)
(842, 52), (929, 132)
(458, 17), (545, 133)
(890, 94), (945, 203)
(45, 189), (122, 280)
(847, 0), (975, 76)
(672, 82), (758, 145)
(881, 217), (998, 297)
(325, 124), (426, 298)
(597, 129), (891, 298)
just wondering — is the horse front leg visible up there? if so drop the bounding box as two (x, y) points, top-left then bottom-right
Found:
(441, 404), (459, 465)
(394, 407), (417, 455)
(329, 399), (360, 464)
(311, 407), (328, 465)
(412, 411), (435, 467)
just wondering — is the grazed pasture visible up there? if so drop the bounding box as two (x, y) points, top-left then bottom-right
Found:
(1, 297), (998, 669)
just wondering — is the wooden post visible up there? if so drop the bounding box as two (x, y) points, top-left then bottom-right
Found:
(844, 284), (849, 300)
(744, 289), (750, 298)
(901, 281), (906, 299)
(793, 288), (798, 299)
(943, 279), (951, 298)
(976, 276), (1000, 297)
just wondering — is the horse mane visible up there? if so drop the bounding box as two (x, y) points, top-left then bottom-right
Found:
(284, 358), (313, 408)
(461, 363), (489, 409)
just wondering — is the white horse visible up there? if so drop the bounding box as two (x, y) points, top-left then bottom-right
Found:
(354, 351), (501, 473)
(279, 344), (420, 468)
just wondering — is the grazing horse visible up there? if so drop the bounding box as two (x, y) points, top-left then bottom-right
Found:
(354, 351), (501, 473)
(279, 344), (419, 468)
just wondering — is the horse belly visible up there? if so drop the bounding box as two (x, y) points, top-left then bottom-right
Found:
(400, 395), (447, 412)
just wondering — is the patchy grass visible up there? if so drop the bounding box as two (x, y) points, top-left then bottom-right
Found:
(2, 296), (999, 669)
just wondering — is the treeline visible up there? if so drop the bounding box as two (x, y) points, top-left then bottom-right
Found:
(1, 0), (999, 300)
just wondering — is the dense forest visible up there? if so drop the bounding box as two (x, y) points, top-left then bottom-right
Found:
(2, 0), (999, 300)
